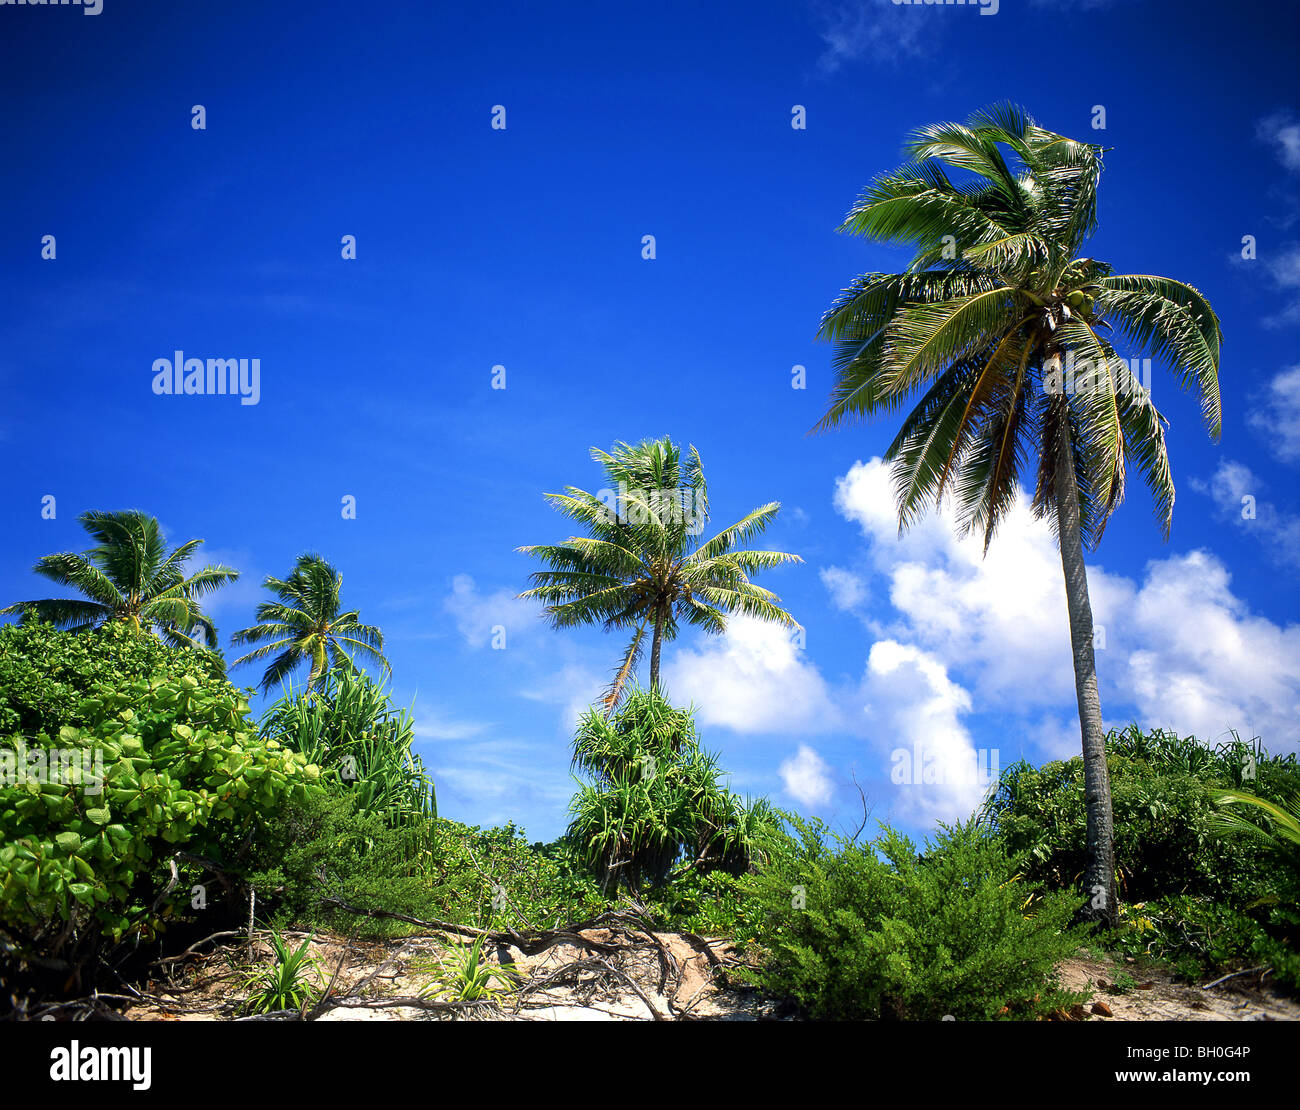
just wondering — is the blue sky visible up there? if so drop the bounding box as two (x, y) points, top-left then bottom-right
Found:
(2, 0), (1298, 843)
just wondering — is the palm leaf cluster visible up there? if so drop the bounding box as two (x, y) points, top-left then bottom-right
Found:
(0, 510), (238, 649)
(816, 102), (1223, 551)
(519, 436), (802, 708)
(230, 554), (389, 693)
(566, 688), (777, 890)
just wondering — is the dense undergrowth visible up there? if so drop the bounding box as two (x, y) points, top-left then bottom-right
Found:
(2, 622), (1297, 1017)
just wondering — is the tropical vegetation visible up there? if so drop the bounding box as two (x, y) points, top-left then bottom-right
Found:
(518, 437), (802, 708)
(230, 553), (390, 693)
(0, 510), (238, 650)
(813, 104), (1223, 924)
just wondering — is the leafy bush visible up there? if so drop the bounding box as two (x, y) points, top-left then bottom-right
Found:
(983, 725), (1300, 989)
(982, 727), (1299, 904)
(245, 793), (607, 937)
(1112, 895), (1300, 990)
(566, 689), (778, 889)
(734, 816), (1087, 1020)
(0, 621), (226, 738)
(0, 623), (320, 985)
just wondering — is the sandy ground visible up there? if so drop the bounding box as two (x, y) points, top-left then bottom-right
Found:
(117, 932), (1299, 1022)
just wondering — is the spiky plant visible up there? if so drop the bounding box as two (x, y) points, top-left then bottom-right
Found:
(813, 104), (1223, 924)
(566, 688), (775, 890)
(1, 509), (238, 650)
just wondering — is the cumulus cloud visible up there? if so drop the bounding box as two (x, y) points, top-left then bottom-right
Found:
(863, 639), (992, 822)
(833, 457), (1300, 753)
(779, 744), (834, 807)
(661, 614), (842, 734)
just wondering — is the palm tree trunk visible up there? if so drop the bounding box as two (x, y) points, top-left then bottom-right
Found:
(649, 603), (666, 692)
(1051, 387), (1118, 928)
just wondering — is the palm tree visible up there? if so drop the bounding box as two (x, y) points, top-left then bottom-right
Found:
(518, 436), (803, 709)
(0, 509), (238, 649)
(229, 553), (390, 693)
(813, 104), (1223, 926)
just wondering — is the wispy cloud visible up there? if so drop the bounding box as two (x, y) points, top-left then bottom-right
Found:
(1258, 111), (1300, 173)
(1247, 365), (1300, 463)
(812, 0), (930, 71)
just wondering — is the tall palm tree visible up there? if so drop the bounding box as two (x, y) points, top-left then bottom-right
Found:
(0, 509), (238, 650)
(229, 553), (390, 693)
(518, 437), (803, 709)
(813, 105), (1222, 926)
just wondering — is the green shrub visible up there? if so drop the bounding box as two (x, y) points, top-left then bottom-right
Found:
(0, 621), (227, 738)
(1114, 895), (1300, 989)
(0, 624), (320, 980)
(245, 793), (608, 938)
(982, 727), (1299, 904)
(734, 816), (1088, 1020)
(982, 726), (1300, 990)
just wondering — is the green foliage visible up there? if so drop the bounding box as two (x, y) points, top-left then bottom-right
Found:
(0, 621), (227, 739)
(417, 934), (517, 1003)
(240, 927), (322, 1014)
(245, 793), (607, 938)
(982, 726), (1298, 903)
(565, 689), (777, 889)
(1112, 896), (1300, 990)
(735, 816), (1088, 1020)
(0, 624), (321, 970)
(983, 725), (1300, 989)
(259, 667), (436, 831)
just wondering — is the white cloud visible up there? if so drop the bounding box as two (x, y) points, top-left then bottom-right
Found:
(442, 573), (538, 649)
(1124, 551), (1300, 744)
(1191, 459), (1300, 568)
(661, 614), (842, 734)
(520, 661), (606, 733)
(833, 457), (1300, 753)
(412, 715), (490, 741)
(1248, 365), (1300, 462)
(820, 565), (869, 611)
(1262, 244), (1300, 327)
(864, 639), (991, 823)
(779, 744), (834, 807)
(1258, 112), (1300, 173)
